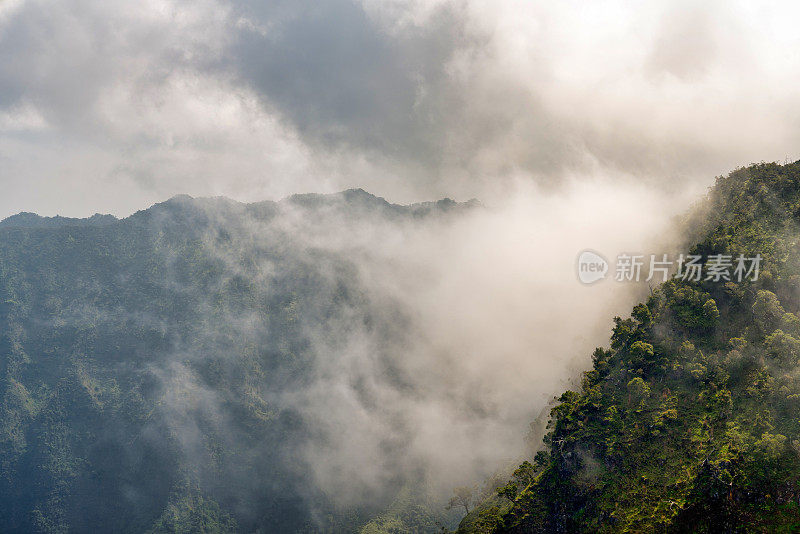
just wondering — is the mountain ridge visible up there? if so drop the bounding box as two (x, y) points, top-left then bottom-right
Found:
(0, 189), (481, 229)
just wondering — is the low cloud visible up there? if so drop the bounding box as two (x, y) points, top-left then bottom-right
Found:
(140, 181), (692, 512)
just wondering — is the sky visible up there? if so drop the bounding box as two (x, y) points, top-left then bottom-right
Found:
(1, 0), (800, 218)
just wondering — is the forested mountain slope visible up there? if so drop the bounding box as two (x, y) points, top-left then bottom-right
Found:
(0, 190), (473, 533)
(461, 161), (800, 532)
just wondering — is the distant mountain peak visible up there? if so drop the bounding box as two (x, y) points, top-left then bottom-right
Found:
(0, 211), (118, 228)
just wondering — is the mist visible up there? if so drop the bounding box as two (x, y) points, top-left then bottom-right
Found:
(128, 177), (698, 523)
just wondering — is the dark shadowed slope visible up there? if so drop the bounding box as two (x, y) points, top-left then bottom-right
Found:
(0, 190), (475, 533)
